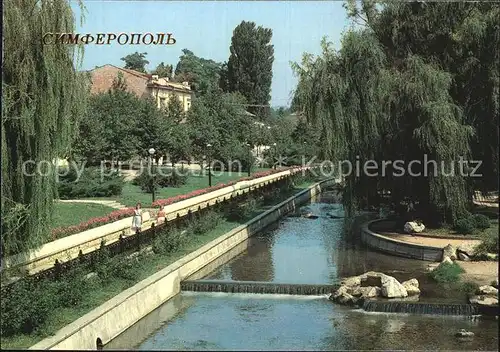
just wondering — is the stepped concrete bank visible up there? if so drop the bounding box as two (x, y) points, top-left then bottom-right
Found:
(30, 178), (336, 350)
(360, 219), (443, 261)
(2, 167), (312, 276)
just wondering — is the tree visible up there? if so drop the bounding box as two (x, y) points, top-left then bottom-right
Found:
(186, 89), (253, 169)
(174, 49), (222, 95)
(292, 16), (475, 225)
(121, 51), (149, 73)
(2, 0), (88, 256)
(163, 96), (191, 165)
(152, 62), (173, 79)
(226, 21), (274, 118)
(74, 74), (172, 164)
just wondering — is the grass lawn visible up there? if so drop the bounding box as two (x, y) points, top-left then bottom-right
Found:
(51, 203), (117, 229)
(1, 182), (314, 349)
(86, 168), (272, 207)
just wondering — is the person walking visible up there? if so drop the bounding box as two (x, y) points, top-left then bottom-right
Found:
(157, 205), (166, 225)
(132, 202), (143, 234)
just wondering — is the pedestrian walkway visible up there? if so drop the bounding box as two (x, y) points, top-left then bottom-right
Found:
(57, 199), (128, 209)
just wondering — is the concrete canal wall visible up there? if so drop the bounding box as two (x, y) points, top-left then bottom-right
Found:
(30, 178), (337, 350)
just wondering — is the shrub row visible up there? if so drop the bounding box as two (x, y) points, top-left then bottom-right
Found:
(57, 167), (124, 199)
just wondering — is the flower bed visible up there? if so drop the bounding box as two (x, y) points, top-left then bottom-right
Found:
(50, 166), (303, 240)
(51, 208), (135, 240)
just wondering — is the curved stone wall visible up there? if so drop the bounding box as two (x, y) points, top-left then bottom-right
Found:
(360, 219), (443, 262)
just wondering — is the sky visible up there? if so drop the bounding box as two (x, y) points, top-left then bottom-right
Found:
(72, 1), (350, 107)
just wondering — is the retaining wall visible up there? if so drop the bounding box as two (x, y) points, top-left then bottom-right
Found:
(3, 167), (316, 276)
(30, 178), (336, 350)
(360, 219), (444, 262)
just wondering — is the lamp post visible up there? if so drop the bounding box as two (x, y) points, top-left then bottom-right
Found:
(246, 142), (252, 177)
(272, 142), (277, 169)
(206, 143), (212, 187)
(148, 148), (156, 204)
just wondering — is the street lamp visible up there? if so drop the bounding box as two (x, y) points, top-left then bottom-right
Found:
(272, 143), (277, 169)
(148, 148), (156, 204)
(246, 142), (252, 177)
(206, 143), (212, 187)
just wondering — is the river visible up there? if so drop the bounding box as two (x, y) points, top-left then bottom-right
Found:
(107, 191), (499, 350)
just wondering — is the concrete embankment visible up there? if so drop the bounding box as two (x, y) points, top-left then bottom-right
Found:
(30, 178), (336, 350)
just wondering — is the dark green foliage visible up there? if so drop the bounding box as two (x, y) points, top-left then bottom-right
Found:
(186, 89), (253, 163)
(132, 169), (188, 193)
(152, 228), (187, 254)
(471, 214), (490, 230)
(189, 211), (223, 235)
(57, 166), (124, 199)
(2, 0), (88, 256)
(152, 62), (173, 79)
(121, 52), (149, 73)
(429, 261), (465, 283)
(73, 86), (171, 165)
(460, 281), (480, 295)
(0, 279), (55, 336)
(475, 228), (499, 254)
(290, 1), (500, 225)
(454, 218), (475, 235)
(174, 49), (222, 95)
(225, 21), (274, 118)
(50, 268), (88, 308)
(224, 198), (258, 222)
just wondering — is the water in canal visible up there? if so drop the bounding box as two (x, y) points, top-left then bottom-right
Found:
(108, 191), (499, 350)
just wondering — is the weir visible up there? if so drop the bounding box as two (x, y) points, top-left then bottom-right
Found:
(362, 300), (480, 316)
(181, 280), (339, 295)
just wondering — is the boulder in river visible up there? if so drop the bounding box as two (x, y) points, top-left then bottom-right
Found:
(442, 244), (457, 261)
(477, 285), (498, 296)
(441, 256), (454, 265)
(469, 295), (499, 306)
(458, 252), (470, 261)
(455, 329), (474, 338)
(404, 221), (425, 233)
(381, 277), (408, 298)
(333, 271), (413, 304)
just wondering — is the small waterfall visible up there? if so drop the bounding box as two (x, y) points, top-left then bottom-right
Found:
(181, 280), (338, 296)
(362, 300), (480, 316)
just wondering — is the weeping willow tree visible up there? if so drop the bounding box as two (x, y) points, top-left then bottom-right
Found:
(292, 8), (475, 225)
(2, 0), (88, 257)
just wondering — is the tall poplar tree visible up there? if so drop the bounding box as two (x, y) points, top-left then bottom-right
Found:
(226, 21), (274, 118)
(2, 0), (88, 256)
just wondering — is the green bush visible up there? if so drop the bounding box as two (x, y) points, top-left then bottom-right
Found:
(454, 218), (475, 235)
(225, 198), (258, 222)
(132, 168), (188, 192)
(153, 227), (187, 254)
(57, 166), (124, 199)
(472, 214), (490, 230)
(460, 281), (480, 295)
(429, 261), (465, 283)
(51, 268), (89, 307)
(0, 279), (55, 336)
(474, 227), (499, 254)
